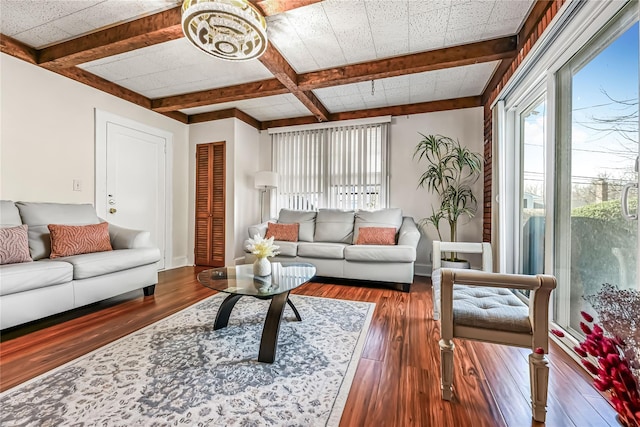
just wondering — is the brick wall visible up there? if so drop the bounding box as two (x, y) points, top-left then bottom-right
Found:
(482, 0), (567, 242)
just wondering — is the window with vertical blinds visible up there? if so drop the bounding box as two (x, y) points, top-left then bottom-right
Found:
(272, 121), (389, 211)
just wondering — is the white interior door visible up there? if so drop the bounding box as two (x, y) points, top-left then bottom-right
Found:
(95, 110), (171, 270)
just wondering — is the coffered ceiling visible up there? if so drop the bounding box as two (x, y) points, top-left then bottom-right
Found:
(0, 0), (541, 129)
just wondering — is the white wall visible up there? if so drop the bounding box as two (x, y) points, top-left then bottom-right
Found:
(0, 53), (190, 269)
(233, 120), (261, 259)
(257, 130), (276, 219)
(389, 108), (484, 273)
(188, 118), (260, 265)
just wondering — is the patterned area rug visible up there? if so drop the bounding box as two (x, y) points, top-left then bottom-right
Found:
(1, 294), (375, 426)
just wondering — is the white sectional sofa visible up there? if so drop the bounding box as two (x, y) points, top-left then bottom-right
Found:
(0, 201), (161, 329)
(246, 208), (420, 292)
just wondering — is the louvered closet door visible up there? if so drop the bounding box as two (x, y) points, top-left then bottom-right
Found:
(195, 142), (226, 267)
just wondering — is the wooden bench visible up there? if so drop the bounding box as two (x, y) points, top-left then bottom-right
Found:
(431, 241), (557, 423)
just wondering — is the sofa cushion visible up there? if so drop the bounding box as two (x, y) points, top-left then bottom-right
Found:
(266, 222), (299, 242)
(16, 202), (100, 260)
(59, 248), (160, 280)
(278, 209), (316, 242)
(297, 242), (348, 259)
(0, 260), (73, 296)
(272, 241), (298, 257)
(344, 245), (416, 262)
(0, 225), (33, 264)
(314, 209), (355, 243)
(0, 201), (22, 227)
(353, 208), (403, 244)
(248, 222), (269, 239)
(355, 227), (396, 245)
(49, 223), (113, 258)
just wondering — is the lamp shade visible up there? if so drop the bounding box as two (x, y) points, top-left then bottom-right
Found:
(255, 171), (278, 189)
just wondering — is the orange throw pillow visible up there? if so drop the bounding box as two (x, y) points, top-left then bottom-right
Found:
(265, 222), (299, 242)
(48, 222), (113, 258)
(356, 227), (396, 245)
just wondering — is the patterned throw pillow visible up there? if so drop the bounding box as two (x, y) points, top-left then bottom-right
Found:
(48, 222), (113, 258)
(0, 225), (33, 264)
(355, 227), (397, 245)
(265, 222), (299, 242)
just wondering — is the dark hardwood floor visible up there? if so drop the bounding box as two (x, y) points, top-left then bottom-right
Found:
(0, 267), (617, 426)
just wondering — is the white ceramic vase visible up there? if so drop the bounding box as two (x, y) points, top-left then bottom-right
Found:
(253, 257), (271, 276)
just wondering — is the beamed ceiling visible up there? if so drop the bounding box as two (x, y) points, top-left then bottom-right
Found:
(0, 0), (545, 130)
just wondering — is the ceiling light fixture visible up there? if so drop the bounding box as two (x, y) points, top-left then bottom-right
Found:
(182, 0), (268, 61)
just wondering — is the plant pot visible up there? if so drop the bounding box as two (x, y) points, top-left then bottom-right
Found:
(253, 257), (271, 276)
(441, 259), (470, 269)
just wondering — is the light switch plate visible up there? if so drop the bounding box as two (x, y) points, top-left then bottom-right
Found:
(73, 179), (82, 191)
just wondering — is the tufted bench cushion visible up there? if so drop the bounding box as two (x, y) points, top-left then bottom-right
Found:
(453, 285), (531, 333)
(432, 268), (531, 333)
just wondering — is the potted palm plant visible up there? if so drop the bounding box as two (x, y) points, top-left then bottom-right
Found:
(413, 134), (483, 266)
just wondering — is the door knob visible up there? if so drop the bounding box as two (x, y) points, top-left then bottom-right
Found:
(109, 208), (117, 214)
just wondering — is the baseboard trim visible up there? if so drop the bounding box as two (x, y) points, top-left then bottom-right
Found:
(170, 256), (189, 269)
(414, 262), (432, 277)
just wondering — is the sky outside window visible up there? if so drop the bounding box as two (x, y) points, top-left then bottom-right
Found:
(571, 22), (639, 192)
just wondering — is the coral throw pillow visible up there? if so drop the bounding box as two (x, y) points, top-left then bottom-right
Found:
(48, 222), (113, 258)
(355, 227), (397, 245)
(265, 222), (299, 242)
(0, 225), (33, 264)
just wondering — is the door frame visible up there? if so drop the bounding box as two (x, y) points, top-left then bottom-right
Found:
(94, 109), (173, 270)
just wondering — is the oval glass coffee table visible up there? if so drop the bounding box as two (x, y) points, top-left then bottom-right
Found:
(197, 262), (316, 363)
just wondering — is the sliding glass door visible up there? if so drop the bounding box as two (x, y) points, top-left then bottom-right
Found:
(555, 16), (638, 338)
(520, 97), (547, 279)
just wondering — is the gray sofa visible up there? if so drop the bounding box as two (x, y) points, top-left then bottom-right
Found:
(0, 201), (161, 329)
(245, 208), (420, 292)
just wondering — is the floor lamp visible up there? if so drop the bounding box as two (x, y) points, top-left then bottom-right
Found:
(255, 171), (278, 223)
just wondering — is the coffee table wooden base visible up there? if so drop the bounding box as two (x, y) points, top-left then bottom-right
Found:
(213, 291), (302, 363)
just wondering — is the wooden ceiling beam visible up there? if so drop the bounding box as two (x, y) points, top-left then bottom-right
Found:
(55, 67), (151, 108)
(189, 109), (236, 123)
(331, 96), (482, 121)
(259, 96), (481, 130)
(293, 90), (330, 123)
(0, 34), (37, 64)
(151, 79), (288, 112)
(189, 108), (262, 129)
(258, 44), (298, 92)
(260, 115), (318, 130)
(298, 36), (517, 90)
(38, 7), (183, 69)
(234, 109), (262, 129)
(161, 111), (189, 124)
(481, 1), (554, 104)
(251, 0), (322, 16)
(258, 44), (330, 122)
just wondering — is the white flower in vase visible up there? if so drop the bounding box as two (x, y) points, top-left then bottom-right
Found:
(246, 234), (280, 276)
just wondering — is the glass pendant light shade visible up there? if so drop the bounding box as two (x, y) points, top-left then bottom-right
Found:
(182, 0), (268, 61)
